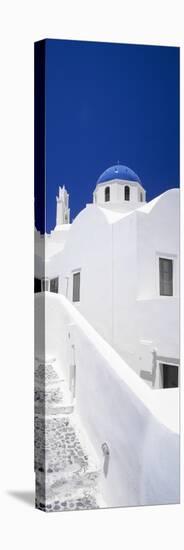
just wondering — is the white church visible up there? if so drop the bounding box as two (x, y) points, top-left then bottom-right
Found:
(35, 164), (180, 511)
(35, 163), (179, 389)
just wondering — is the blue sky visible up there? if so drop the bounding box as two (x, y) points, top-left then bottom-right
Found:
(43, 39), (179, 233)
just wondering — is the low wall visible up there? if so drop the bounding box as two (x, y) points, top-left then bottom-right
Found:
(73, 325), (179, 507)
(35, 292), (180, 507)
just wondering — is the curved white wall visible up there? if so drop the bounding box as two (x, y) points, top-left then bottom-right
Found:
(35, 293), (179, 507)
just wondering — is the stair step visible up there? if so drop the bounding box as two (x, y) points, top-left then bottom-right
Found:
(35, 369), (73, 415)
(35, 367), (104, 512)
(36, 471), (100, 501)
(36, 460), (101, 488)
(36, 486), (100, 512)
(35, 415), (101, 478)
(35, 402), (74, 415)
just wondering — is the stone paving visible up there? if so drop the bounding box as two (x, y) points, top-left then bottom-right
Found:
(35, 360), (102, 512)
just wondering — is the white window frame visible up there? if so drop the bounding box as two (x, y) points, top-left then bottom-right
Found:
(41, 277), (50, 292)
(65, 276), (69, 297)
(155, 252), (177, 297)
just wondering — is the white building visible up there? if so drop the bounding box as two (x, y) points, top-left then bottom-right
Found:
(35, 163), (180, 510)
(35, 164), (179, 390)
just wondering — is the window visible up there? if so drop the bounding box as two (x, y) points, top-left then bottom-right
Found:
(34, 278), (41, 293)
(161, 364), (178, 388)
(159, 258), (173, 296)
(124, 185), (130, 201)
(41, 278), (49, 292)
(50, 277), (59, 293)
(73, 271), (80, 302)
(140, 191), (143, 202)
(105, 186), (110, 202)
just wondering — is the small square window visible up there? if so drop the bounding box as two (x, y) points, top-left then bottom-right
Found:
(73, 271), (80, 302)
(159, 258), (173, 296)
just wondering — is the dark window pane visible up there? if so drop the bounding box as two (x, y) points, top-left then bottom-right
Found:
(159, 258), (173, 296)
(50, 277), (59, 293)
(105, 186), (110, 202)
(162, 364), (178, 388)
(73, 272), (80, 302)
(34, 278), (41, 293)
(124, 186), (130, 201)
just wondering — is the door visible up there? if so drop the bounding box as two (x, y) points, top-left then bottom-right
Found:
(162, 364), (178, 388)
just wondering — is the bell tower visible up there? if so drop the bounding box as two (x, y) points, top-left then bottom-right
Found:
(93, 164), (146, 213)
(56, 186), (70, 226)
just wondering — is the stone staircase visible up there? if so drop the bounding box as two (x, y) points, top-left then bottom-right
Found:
(35, 359), (74, 416)
(35, 358), (103, 512)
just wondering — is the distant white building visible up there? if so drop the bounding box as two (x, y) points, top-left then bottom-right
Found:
(35, 164), (179, 389)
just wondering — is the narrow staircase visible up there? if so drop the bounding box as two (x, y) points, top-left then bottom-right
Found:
(35, 358), (103, 512)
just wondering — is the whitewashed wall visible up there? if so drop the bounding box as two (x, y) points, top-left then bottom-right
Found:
(36, 189), (179, 386)
(135, 189), (180, 383)
(94, 179), (145, 208)
(112, 189), (180, 382)
(59, 205), (114, 344)
(35, 292), (179, 507)
(137, 190), (179, 300)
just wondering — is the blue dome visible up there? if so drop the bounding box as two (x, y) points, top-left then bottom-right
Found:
(97, 164), (141, 185)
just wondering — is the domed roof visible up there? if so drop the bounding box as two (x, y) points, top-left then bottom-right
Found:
(97, 164), (141, 185)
